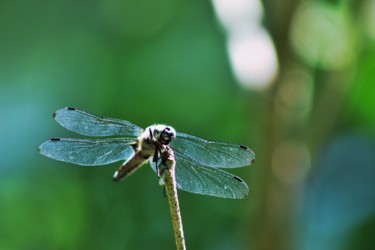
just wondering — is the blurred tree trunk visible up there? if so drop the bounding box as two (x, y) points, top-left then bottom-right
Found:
(251, 1), (301, 250)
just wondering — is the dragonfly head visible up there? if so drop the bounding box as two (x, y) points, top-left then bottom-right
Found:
(149, 124), (176, 145)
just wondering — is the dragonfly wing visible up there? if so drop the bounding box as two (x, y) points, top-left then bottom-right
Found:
(38, 138), (136, 166)
(171, 132), (255, 169)
(173, 151), (249, 199)
(53, 107), (144, 137)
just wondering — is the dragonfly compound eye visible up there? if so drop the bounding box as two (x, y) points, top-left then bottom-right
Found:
(159, 127), (176, 145)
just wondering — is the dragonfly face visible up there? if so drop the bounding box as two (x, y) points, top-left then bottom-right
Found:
(38, 107), (255, 199)
(147, 125), (176, 146)
(112, 125), (176, 181)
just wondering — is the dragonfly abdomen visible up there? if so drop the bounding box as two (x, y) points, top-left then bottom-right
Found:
(112, 151), (152, 181)
(113, 137), (156, 182)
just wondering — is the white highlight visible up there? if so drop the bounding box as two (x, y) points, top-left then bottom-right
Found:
(211, 0), (278, 89)
(212, 0), (263, 30)
(113, 171), (119, 178)
(228, 28), (278, 89)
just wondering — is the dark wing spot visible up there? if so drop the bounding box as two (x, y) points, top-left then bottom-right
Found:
(67, 107), (76, 111)
(50, 138), (61, 141)
(52, 112), (56, 118)
(240, 145), (249, 150)
(233, 176), (243, 182)
(251, 158), (256, 164)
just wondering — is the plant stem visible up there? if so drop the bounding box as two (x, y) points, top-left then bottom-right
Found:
(159, 146), (186, 250)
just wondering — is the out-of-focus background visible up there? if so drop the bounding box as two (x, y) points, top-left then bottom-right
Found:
(1, 0), (375, 249)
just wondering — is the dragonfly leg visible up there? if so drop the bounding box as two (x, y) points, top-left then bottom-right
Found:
(153, 147), (164, 178)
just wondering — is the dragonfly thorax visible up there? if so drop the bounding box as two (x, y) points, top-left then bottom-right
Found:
(146, 124), (176, 145)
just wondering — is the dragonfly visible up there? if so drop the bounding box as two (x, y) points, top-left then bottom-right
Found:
(38, 107), (255, 199)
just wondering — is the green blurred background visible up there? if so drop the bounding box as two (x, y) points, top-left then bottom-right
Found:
(1, 0), (375, 249)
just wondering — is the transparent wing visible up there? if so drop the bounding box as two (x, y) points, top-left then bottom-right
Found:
(171, 132), (255, 169)
(53, 107), (144, 137)
(173, 152), (249, 199)
(38, 138), (136, 166)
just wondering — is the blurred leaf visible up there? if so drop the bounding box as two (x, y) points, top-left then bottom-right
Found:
(348, 47), (375, 128)
(290, 1), (357, 70)
(0, 176), (88, 249)
(300, 133), (375, 250)
(99, 0), (181, 38)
